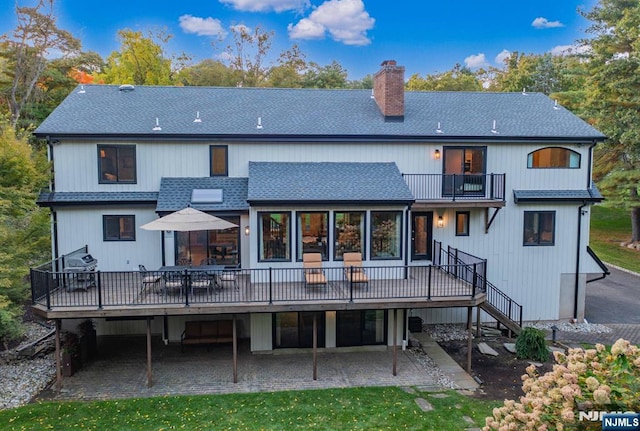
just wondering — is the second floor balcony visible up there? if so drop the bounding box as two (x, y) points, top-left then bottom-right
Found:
(403, 173), (506, 205)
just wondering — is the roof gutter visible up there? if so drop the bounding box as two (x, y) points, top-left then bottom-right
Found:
(33, 132), (607, 145)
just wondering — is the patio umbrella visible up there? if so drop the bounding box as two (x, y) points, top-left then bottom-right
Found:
(141, 207), (237, 232)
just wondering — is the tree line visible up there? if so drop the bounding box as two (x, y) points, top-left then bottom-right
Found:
(0, 0), (638, 344)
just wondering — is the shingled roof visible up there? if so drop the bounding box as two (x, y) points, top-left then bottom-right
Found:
(156, 177), (249, 212)
(34, 85), (605, 142)
(247, 162), (414, 205)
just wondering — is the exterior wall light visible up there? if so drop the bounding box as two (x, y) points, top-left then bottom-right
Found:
(244, 226), (250, 236)
(437, 216), (444, 228)
(434, 149), (441, 159)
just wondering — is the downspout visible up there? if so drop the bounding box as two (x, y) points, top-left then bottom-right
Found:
(574, 140), (601, 317)
(574, 201), (587, 320)
(46, 137), (60, 266)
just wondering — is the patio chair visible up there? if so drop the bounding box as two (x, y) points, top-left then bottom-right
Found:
(303, 253), (327, 287)
(218, 263), (241, 290)
(190, 270), (212, 296)
(164, 271), (185, 296)
(343, 252), (369, 289)
(139, 265), (162, 294)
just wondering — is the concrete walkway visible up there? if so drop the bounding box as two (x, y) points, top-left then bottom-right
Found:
(37, 335), (463, 402)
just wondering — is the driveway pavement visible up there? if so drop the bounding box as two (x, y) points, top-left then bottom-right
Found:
(555, 265), (640, 346)
(585, 266), (640, 324)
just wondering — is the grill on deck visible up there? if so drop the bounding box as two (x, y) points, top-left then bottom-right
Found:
(63, 253), (97, 290)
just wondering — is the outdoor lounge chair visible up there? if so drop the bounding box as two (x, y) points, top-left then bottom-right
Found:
(343, 252), (369, 288)
(302, 253), (327, 287)
(190, 270), (212, 296)
(218, 263), (241, 290)
(139, 265), (162, 294)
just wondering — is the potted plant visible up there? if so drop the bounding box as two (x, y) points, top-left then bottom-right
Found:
(62, 332), (81, 377)
(79, 319), (97, 364)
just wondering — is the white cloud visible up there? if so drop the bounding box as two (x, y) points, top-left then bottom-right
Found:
(464, 53), (489, 69)
(550, 44), (590, 56)
(532, 17), (564, 29)
(287, 18), (326, 40)
(288, 0), (375, 46)
(179, 15), (227, 37)
(495, 49), (511, 66)
(219, 0), (309, 13)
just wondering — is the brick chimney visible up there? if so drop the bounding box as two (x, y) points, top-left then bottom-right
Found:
(373, 60), (405, 122)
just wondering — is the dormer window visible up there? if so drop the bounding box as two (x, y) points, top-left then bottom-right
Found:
(527, 147), (580, 169)
(98, 145), (136, 183)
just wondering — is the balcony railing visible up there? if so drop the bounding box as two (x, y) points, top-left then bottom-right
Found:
(403, 173), (506, 202)
(30, 263), (486, 312)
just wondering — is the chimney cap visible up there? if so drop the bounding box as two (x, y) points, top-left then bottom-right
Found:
(381, 60), (397, 66)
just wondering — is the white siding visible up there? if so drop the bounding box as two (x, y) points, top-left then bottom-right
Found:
(55, 206), (161, 271)
(48, 137), (599, 324)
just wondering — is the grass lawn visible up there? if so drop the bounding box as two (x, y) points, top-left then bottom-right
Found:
(0, 387), (500, 431)
(589, 205), (640, 273)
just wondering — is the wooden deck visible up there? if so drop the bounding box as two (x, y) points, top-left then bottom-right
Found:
(31, 265), (486, 319)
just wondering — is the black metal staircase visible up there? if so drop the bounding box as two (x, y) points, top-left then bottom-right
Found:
(434, 241), (523, 335)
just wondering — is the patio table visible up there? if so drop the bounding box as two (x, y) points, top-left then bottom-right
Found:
(158, 265), (226, 295)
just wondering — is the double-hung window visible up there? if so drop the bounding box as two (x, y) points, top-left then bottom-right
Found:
(258, 212), (291, 261)
(370, 211), (402, 259)
(103, 215), (135, 241)
(523, 211), (555, 246)
(210, 145), (228, 176)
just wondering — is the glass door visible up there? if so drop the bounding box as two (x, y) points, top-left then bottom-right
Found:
(336, 310), (386, 347)
(411, 212), (433, 261)
(443, 147), (486, 196)
(273, 312), (325, 348)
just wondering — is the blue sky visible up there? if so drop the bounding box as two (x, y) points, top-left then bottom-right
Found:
(1, 0), (598, 80)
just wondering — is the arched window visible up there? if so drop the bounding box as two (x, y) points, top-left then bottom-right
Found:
(527, 147), (580, 168)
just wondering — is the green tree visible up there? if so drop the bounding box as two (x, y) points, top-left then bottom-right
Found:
(406, 64), (482, 91)
(223, 24), (274, 87)
(265, 44), (307, 88)
(176, 59), (239, 87)
(301, 61), (348, 89)
(100, 29), (181, 85)
(0, 0), (81, 128)
(581, 0), (640, 242)
(0, 120), (50, 345)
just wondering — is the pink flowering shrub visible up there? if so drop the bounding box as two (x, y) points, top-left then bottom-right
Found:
(484, 338), (640, 431)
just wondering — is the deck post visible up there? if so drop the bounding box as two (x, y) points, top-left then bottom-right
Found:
(427, 265), (432, 300)
(392, 309), (397, 376)
(268, 268), (273, 304)
(146, 317), (152, 387)
(45, 272), (51, 310)
(466, 306), (473, 374)
(476, 306), (481, 337)
(313, 313), (318, 381)
(184, 269), (190, 307)
(349, 267), (354, 302)
(55, 319), (62, 392)
(96, 271), (102, 309)
(233, 315), (238, 383)
(472, 263), (477, 297)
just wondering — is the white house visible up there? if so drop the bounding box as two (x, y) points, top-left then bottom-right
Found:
(31, 60), (607, 372)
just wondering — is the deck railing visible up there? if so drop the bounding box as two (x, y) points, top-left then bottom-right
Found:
(403, 173), (506, 202)
(30, 262), (486, 311)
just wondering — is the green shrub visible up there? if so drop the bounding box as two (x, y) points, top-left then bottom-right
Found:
(515, 327), (550, 362)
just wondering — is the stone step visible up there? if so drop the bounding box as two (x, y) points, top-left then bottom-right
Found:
(477, 342), (499, 356)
